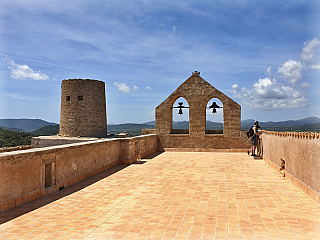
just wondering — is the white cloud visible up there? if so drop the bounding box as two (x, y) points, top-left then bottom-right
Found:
(5, 93), (48, 101)
(300, 82), (311, 88)
(277, 59), (303, 84)
(230, 69), (308, 110)
(230, 37), (320, 110)
(311, 64), (320, 70)
(266, 66), (273, 79)
(169, 25), (176, 39)
(133, 85), (139, 90)
(147, 110), (155, 117)
(113, 82), (130, 93)
(301, 38), (320, 63)
(146, 86), (152, 90)
(3, 56), (49, 80)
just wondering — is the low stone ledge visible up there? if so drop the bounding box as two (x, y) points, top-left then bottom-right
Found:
(263, 155), (320, 204)
(162, 148), (248, 152)
(0, 145), (32, 153)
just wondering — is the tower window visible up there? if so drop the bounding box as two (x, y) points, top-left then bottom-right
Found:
(78, 96), (84, 101)
(66, 96), (70, 101)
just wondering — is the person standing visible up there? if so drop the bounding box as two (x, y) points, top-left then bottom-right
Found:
(250, 121), (260, 156)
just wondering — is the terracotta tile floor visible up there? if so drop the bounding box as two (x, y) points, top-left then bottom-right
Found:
(1, 152), (320, 239)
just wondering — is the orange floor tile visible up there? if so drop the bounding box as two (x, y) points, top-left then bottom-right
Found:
(1, 152), (320, 239)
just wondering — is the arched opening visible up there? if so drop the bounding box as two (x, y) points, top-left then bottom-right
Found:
(206, 98), (223, 134)
(171, 97), (189, 134)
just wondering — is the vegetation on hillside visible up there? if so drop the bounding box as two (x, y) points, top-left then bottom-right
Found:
(31, 125), (60, 136)
(0, 127), (34, 147)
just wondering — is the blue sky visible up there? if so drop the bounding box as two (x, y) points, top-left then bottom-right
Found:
(0, 0), (319, 124)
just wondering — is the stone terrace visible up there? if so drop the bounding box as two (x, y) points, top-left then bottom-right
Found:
(1, 152), (320, 240)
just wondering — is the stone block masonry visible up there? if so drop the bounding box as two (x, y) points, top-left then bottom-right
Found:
(155, 72), (250, 150)
(262, 130), (320, 203)
(0, 134), (157, 212)
(59, 79), (107, 137)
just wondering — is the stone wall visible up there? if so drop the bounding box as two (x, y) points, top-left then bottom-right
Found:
(141, 129), (156, 135)
(59, 79), (107, 137)
(158, 131), (250, 151)
(0, 145), (32, 153)
(262, 131), (320, 203)
(155, 72), (247, 150)
(31, 136), (99, 148)
(0, 134), (157, 212)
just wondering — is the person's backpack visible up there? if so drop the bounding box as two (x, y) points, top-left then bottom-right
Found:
(246, 127), (254, 138)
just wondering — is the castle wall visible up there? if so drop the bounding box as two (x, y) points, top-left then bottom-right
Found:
(31, 136), (99, 148)
(262, 131), (320, 203)
(59, 79), (107, 137)
(158, 131), (250, 151)
(0, 145), (32, 153)
(0, 134), (157, 212)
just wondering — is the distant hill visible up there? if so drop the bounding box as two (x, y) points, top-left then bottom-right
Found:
(31, 125), (60, 136)
(0, 119), (58, 132)
(143, 121), (155, 125)
(107, 123), (155, 136)
(0, 126), (25, 132)
(291, 122), (320, 132)
(171, 120), (223, 130)
(241, 117), (320, 132)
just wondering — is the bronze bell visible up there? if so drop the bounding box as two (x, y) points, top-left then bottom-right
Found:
(178, 109), (183, 115)
(212, 108), (217, 113)
(209, 102), (220, 109)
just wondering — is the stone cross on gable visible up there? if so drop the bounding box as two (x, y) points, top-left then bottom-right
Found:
(192, 71), (200, 76)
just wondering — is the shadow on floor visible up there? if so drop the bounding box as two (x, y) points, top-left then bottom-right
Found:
(141, 151), (163, 159)
(0, 152), (164, 224)
(0, 164), (131, 224)
(133, 152), (164, 164)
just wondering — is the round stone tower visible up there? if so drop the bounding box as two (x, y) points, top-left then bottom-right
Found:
(59, 79), (107, 137)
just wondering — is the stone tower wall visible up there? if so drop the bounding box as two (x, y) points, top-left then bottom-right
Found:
(59, 79), (107, 137)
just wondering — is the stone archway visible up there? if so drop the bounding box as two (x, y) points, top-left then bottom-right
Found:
(206, 98), (223, 134)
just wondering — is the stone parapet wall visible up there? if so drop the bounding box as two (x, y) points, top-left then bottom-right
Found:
(31, 136), (99, 148)
(0, 145), (32, 153)
(262, 130), (320, 203)
(0, 134), (157, 212)
(141, 129), (156, 135)
(158, 130), (250, 150)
